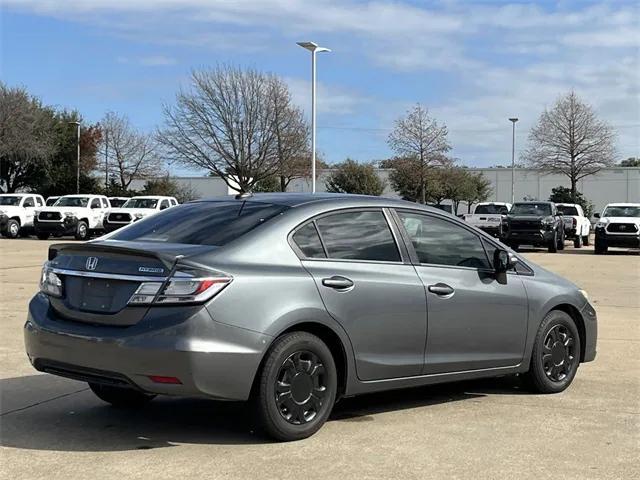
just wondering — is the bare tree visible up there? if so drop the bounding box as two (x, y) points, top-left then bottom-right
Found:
(99, 112), (160, 191)
(387, 104), (451, 203)
(157, 66), (282, 193)
(523, 91), (616, 202)
(267, 77), (311, 192)
(0, 84), (56, 192)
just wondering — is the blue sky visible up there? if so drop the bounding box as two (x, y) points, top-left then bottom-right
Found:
(1, 0), (639, 175)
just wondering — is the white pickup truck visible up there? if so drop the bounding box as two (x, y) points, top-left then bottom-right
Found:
(556, 203), (591, 248)
(103, 196), (178, 232)
(33, 194), (111, 240)
(594, 203), (640, 254)
(0, 193), (46, 238)
(463, 202), (511, 238)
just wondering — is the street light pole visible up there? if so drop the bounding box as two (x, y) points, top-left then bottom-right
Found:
(297, 41), (331, 194)
(69, 121), (81, 194)
(509, 118), (518, 204)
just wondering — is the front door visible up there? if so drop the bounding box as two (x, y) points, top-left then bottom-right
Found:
(292, 209), (427, 381)
(395, 210), (529, 374)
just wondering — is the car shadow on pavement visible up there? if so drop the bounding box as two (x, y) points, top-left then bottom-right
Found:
(0, 373), (527, 451)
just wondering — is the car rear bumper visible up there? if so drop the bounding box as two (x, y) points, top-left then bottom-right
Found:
(34, 217), (78, 235)
(595, 229), (640, 248)
(24, 293), (271, 401)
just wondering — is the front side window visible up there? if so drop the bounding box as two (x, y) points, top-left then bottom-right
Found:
(56, 197), (90, 207)
(511, 203), (552, 216)
(90, 199), (101, 209)
(23, 197), (35, 207)
(397, 211), (490, 269)
(160, 200), (170, 210)
(314, 210), (400, 262)
(36, 197), (44, 206)
(111, 201), (288, 246)
(292, 222), (326, 258)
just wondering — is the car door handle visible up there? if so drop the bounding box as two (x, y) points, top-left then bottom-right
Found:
(322, 276), (354, 290)
(428, 283), (455, 296)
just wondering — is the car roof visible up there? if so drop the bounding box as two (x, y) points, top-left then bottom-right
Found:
(605, 203), (640, 207)
(556, 203), (579, 206)
(0, 193), (32, 197)
(512, 201), (553, 204)
(190, 192), (446, 212)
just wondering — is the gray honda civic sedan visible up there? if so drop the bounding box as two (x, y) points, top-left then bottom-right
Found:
(25, 193), (597, 441)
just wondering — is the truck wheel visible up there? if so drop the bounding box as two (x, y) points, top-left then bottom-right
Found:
(557, 229), (565, 250)
(75, 221), (89, 240)
(2, 219), (20, 238)
(36, 232), (50, 240)
(574, 234), (583, 248)
(583, 234), (590, 246)
(594, 238), (608, 255)
(548, 231), (558, 253)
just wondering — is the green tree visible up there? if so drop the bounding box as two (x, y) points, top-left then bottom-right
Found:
(252, 175), (281, 193)
(325, 159), (385, 196)
(460, 173), (493, 213)
(548, 186), (594, 218)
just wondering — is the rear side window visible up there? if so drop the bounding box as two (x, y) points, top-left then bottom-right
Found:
(101, 198), (109, 208)
(397, 211), (490, 269)
(110, 201), (288, 246)
(292, 223), (326, 258)
(36, 197), (44, 206)
(315, 210), (400, 262)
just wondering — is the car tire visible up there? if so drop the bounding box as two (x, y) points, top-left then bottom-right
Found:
(89, 383), (156, 408)
(255, 332), (337, 441)
(548, 231), (558, 253)
(574, 234), (583, 248)
(583, 234), (590, 246)
(557, 229), (565, 250)
(2, 219), (20, 238)
(525, 310), (581, 394)
(75, 220), (89, 241)
(36, 232), (50, 240)
(594, 238), (608, 254)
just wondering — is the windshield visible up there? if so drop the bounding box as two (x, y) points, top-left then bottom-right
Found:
(511, 203), (552, 216)
(0, 196), (22, 206)
(474, 204), (509, 215)
(122, 198), (158, 209)
(109, 198), (128, 208)
(602, 206), (640, 218)
(55, 197), (90, 207)
(46, 198), (59, 206)
(557, 205), (579, 216)
(110, 201), (289, 246)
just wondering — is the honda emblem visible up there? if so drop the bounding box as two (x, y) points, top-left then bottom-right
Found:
(85, 257), (98, 271)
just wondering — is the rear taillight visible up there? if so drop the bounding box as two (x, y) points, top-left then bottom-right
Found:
(573, 218), (577, 227)
(128, 267), (232, 306)
(40, 263), (62, 297)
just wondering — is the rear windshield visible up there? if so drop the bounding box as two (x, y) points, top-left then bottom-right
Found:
(474, 204), (509, 215)
(557, 205), (579, 216)
(511, 203), (551, 216)
(110, 201), (289, 246)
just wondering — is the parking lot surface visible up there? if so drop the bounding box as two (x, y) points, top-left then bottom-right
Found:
(1, 239), (638, 480)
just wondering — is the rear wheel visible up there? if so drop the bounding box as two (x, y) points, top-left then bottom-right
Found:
(255, 332), (337, 441)
(89, 383), (155, 408)
(525, 310), (581, 394)
(36, 232), (50, 240)
(75, 220), (89, 240)
(574, 234), (583, 248)
(583, 234), (590, 246)
(557, 229), (565, 250)
(2, 219), (20, 238)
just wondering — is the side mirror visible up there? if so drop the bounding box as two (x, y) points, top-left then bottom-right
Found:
(594, 213), (600, 219)
(493, 249), (513, 274)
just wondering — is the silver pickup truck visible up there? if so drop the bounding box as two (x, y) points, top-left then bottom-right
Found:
(463, 202), (511, 237)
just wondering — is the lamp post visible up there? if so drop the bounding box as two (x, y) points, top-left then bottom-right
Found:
(69, 121), (81, 194)
(297, 41), (331, 193)
(509, 118), (518, 204)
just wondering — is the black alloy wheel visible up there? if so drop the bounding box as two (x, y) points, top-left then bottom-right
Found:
(541, 325), (576, 382)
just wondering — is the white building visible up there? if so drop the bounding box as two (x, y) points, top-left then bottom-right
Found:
(131, 167), (640, 216)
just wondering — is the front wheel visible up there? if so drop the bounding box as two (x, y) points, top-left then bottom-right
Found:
(574, 234), (583, 248)
(89, 383), (155, 408)
(548, 231), (558, 253)
(594, 238), (608, 254)
(255, 332), (337, 441)
(525, 310), (581, 394)
(75, 220), (89, 240)
(583, 234), (591, 246)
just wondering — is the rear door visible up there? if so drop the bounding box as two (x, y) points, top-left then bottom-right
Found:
(293, 209), (427, 381)
(394, 209), (528, 374)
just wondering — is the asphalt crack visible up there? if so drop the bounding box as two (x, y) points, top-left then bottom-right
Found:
(0, 387), (89, 416)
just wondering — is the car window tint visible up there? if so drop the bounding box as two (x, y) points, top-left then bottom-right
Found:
(23, 197), (35, 207)
(398, 211), (490, 269)
(292, 223), (326, 258)
(36, 197), (44, 206)
(315, 211), (400, 262)
(101, 198), (109, 208)
(110, 201), (289, 246)
(90, 199), (101, 208)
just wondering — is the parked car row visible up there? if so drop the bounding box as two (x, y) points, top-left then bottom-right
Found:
(0, 193), (178, 240)
(462, 201), (639, 254)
